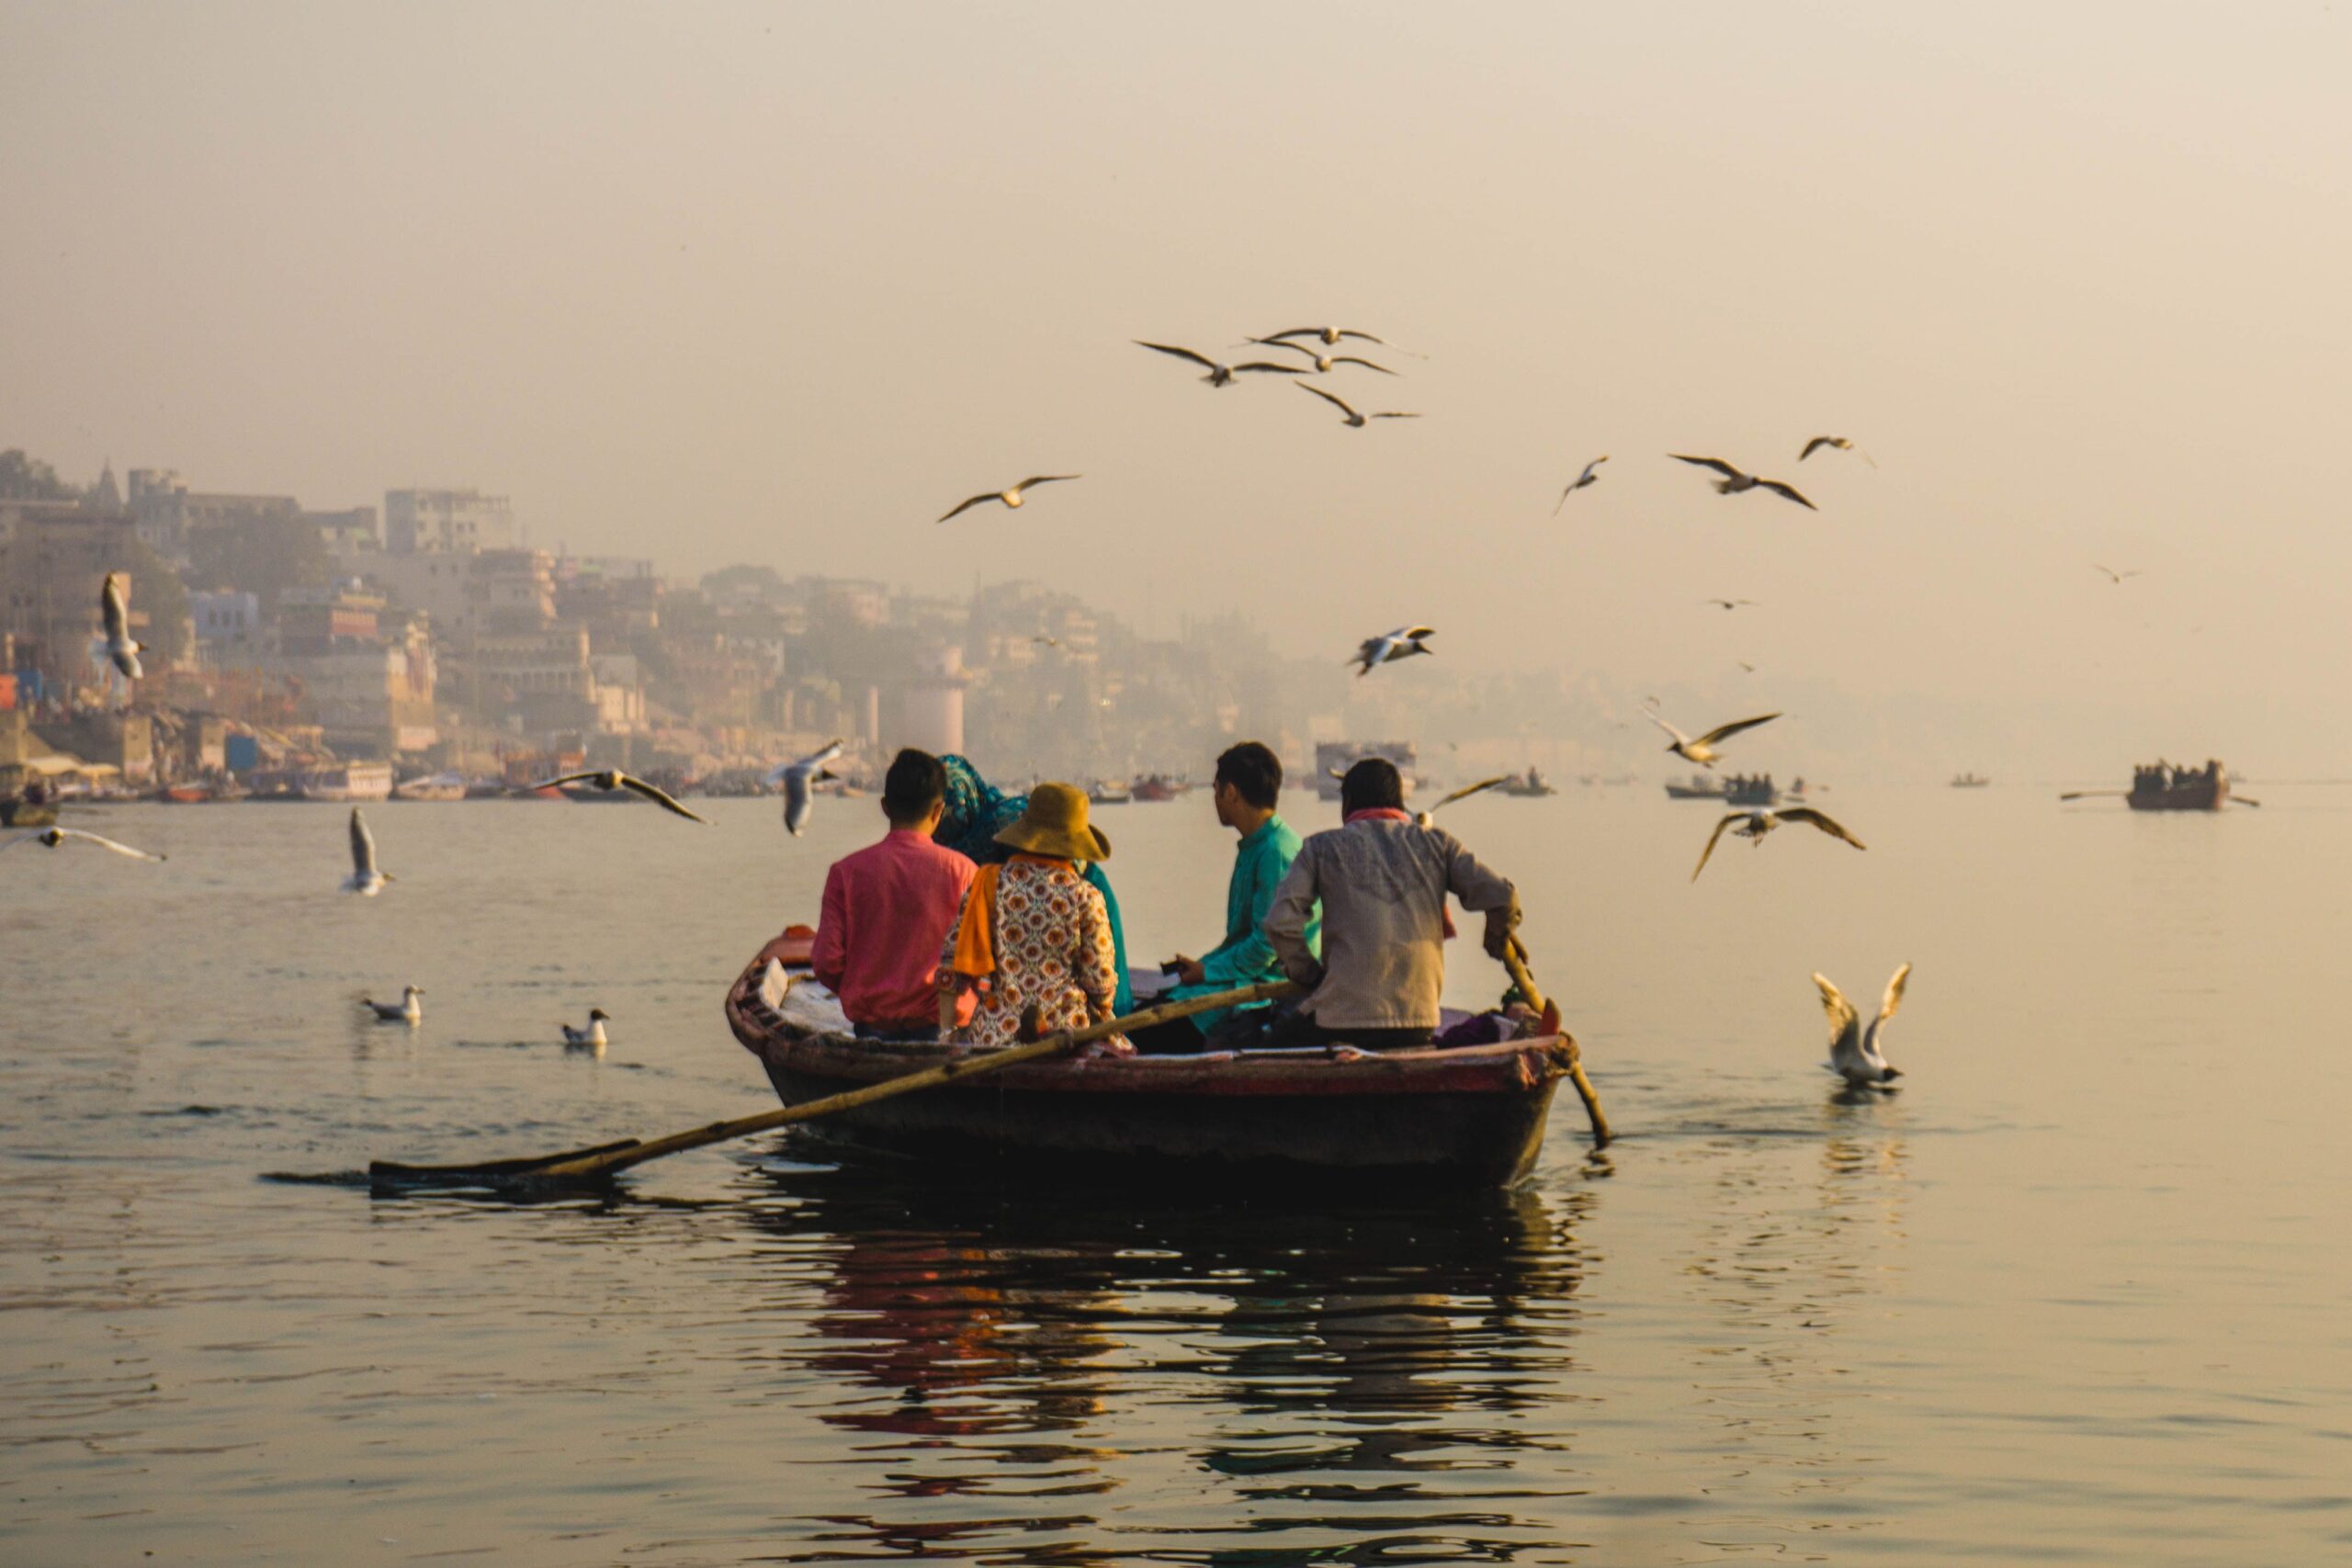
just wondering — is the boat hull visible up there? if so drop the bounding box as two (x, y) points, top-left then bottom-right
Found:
(725, 946), (1569, 1188)
(0, 799), (59, 828)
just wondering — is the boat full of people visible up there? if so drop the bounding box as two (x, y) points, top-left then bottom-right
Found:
(1664, 772), (1785, 807)
(2130, 759), (2230, 811)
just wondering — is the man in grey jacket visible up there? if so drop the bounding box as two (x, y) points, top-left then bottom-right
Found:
(1261, 757), (1520, 1049)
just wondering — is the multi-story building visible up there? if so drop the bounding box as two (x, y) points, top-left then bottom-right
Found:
(189, 591), (262, 659)
(126, 468), (304, 568)
(384, 488), (515, 555)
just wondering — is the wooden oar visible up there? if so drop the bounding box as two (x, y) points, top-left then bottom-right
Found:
(369, 978), (1300, 1188)
(2058, 789), (2131, 801)
(1499, 936), (1611, 1149)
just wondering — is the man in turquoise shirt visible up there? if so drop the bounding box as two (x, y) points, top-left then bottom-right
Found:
(1132, 741), (1319, 1054)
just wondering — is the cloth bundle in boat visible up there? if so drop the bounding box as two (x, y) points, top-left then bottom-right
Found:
(762, 961), (854, 1035)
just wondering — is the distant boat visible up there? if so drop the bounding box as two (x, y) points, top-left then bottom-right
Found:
(247, 761), (394, 802)
(1088, 780), (1133, 806)
(0, 797), (59, 828)
(2130, 760), (2230, 811)
(1950, 773), (1991, 789)
(1498, 768), (1558, 798)
(393, 771), (468, 802)
(1664, 773), (1778, 807)
(1316, 741), (1419, 802)
(1130, 774), (1186, 803)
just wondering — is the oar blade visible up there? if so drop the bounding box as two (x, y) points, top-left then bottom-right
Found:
(368, 1137), (644, 1188)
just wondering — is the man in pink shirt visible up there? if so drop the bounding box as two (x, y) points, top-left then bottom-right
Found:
(811, 750), (978, 1040)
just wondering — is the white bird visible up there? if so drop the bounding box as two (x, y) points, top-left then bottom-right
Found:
(2092, 563), (2143, 585)
(771, 739), (845, 836)
(1413, 774), (1512, 828)
(1135, 341), (1303, 388)
(362, 985), (423, 1024)
(936, 475), (1080, 525)
(5, 825), (166, 861)
(1702, 598), (1758, 611)
(1553, 457), (1608, 514)
(1262, 325), (1393, 348)
(341, 807), (392, 894)
(1799, 434), (1876, 467)
(1348, 626), (1436, 677)
(1668, 455), (1816, 510)
(1642, 706), (1781, 768)
(521, 770), (709, 824)
(1815, 964), (1909, 1087)
(99, 572), (143, 681)
(1297, 383), (1420, 428)
(1691, 807), (1867, 882)
(1248, 338), (1399, 376)
(560, 1009), (611, 1050)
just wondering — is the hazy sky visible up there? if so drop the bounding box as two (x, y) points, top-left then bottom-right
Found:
(6, 3), (2348, 771)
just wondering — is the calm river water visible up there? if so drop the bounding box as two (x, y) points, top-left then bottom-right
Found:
(5, 784), (2349, 1564)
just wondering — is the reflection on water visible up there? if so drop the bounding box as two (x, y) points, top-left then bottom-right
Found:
(751, 1170), (1591, 1562)
(9, 794), (2352, 1562)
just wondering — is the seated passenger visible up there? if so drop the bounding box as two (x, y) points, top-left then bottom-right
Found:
(1130, 740), (1317, 1055)
(1263, 757), (1519, 1051)
(810, 749), (977, 1040)
(944, 784), (1127, 1049)
(933, 753), (1132, 1013)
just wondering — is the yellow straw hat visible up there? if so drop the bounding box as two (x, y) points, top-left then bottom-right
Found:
(992, 782), (1111, 861)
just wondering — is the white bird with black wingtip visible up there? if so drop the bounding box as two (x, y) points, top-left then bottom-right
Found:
(340, 807), (392, 895)
(1814, 964), (1909, 1088)
(1349, 626), (1436, 678)
(773, 739), (845, 837)
(560, 1009), (611, 1050)
(362, 986), (424, 1024)
(5, 825), (167, 861)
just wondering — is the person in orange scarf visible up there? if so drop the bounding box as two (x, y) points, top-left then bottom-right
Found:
(943, 784), (1127, 1050)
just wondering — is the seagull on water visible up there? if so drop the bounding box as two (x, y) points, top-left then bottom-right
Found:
(1815, 964), (1909, 1087)
(560, 1009), (611, 1050)
(1703, 598), (1758, 612)
(1554, 457), (1608, 514)
(1642, 706), (1781, 768)
(772, 739), (845, 837)
(1413, 774), (1512, 828)
(341, 807), (392, 894)
(5, 825), (166, 861)
(362, 986), (423, 1024)
(1248, 338), (1399, 376)
(521, 770), (709, 824)
(1668, 455), (1816, 510)
(1691, 807), (1866, 881)
(1349, 626), (1436, 677)
(100, 573), (144, 681)
(1799, 435), (1875, 467)
(1297, 383), (1420, 428)
(1135, 341), (1303, 389)
(936, 475), (1080, 525)
(2092, 564), (2143, 585)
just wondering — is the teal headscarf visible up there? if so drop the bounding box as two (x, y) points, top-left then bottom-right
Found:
(934, 754), (1132, 1013)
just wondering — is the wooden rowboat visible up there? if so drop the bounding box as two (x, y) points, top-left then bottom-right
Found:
(724, 936), (1578, 1188)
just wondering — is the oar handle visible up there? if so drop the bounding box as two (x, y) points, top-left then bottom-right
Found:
(1502, 935), (1611, 1150)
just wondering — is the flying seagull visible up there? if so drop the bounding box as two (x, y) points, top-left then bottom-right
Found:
(1668, 455), (1816, 511)
(771, 739), (845, 836)
(341, 807), (391, 894)
(1799, 435), (1875, 467)
(1691, 807), (1867, 882)
(1248, 338), (1399, 376)
(1270, 326), (1392, 347)
(5, 825), (166, 861)
(1642, 706), (1781, 768)
(1703, 598), (1758, 612)
(2092, 564), (2143, 585)
(1349, 626), (1436, 677)
(522, 770), (709, 824)
(1413, 774), (1512, 827)
(937, 475), (1080, 525)
(1134, 341), (1303, 388)
(362, 986), (423, 1024)
(1815, 964), (1908, 1087)
(1554, 457), (1608, 514)
(560, 1008), (611, 1050)
(1297, 383), (1420, 428)
(99, 572), (143, 681)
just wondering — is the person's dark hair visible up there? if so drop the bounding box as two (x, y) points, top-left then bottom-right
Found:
(1340, 757), (1404, 815)
(882, 748), (947, 826)
(1214, 741), (1283, 810)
